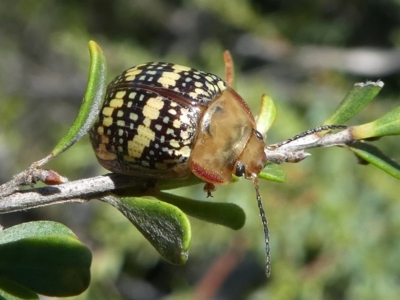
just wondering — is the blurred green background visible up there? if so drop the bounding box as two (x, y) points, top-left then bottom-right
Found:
(2, 1), (400, 299)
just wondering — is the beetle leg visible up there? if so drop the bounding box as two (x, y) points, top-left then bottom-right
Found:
(203, 182), (216, 198)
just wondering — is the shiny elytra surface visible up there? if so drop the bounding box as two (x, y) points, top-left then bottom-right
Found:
(89, 62), (228, 178)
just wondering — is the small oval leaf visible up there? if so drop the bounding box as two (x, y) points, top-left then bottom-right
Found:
(0, 278), (39, 300)
(33, 41), (108, 167)
(348, 142), (400, 179)
(157, 174), (203, 191)
(256, 94), (277, 137)
(156, 192), (246, 230)
(105, 196), (191, 265)
(351, 105), (400, 139)
(258, 164), (287, 183)
(50, 41), (108, 158)
(0, 221), (92, 297)
(323, 80), (384, 125)
(0, 221), (75, 244)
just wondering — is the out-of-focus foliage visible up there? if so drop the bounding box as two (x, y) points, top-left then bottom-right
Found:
(2, 1), (400, 299)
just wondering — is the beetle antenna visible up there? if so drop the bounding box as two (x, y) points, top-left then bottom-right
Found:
(252, 175), (271, 277)
(275, 124), (347, 148)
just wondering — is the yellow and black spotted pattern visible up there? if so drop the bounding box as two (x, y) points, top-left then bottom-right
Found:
(89, 62), (228, 178)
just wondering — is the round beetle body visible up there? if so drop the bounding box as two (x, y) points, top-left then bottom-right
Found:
(89, 62), (268, 185)
(88, 58), (345, 277)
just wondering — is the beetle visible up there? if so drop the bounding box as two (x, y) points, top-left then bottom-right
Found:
(89, 56), (343, 277)
(89, 62), (267, 186)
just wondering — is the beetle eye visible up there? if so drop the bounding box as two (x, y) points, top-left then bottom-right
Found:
(234, 162), (245, 177)
(254, 130), (263, 140)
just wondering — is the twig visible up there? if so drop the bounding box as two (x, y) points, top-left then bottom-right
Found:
(0, 127), (354, 214)
(265, 127), (353, 164)
(0, 173), (145, 213)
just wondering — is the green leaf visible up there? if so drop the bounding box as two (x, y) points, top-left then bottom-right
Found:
(348, 142), (400, 179)
(258, 164), (287, 183)
(156, 192), (246, 230)
(108, 196), (191, 265)
(0, 221), (75, 244)
(0, 221), (92, 297)
(157, 174), (204, 190)
(351, 105), (400, 139)
(0, 278), (38, 300)
(323, 80), (384, 125)
(256, 94), (277, 137)
(33, 41), (108, 167)
(51, 40), (107, 157)
(157, 174), (240, 191)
